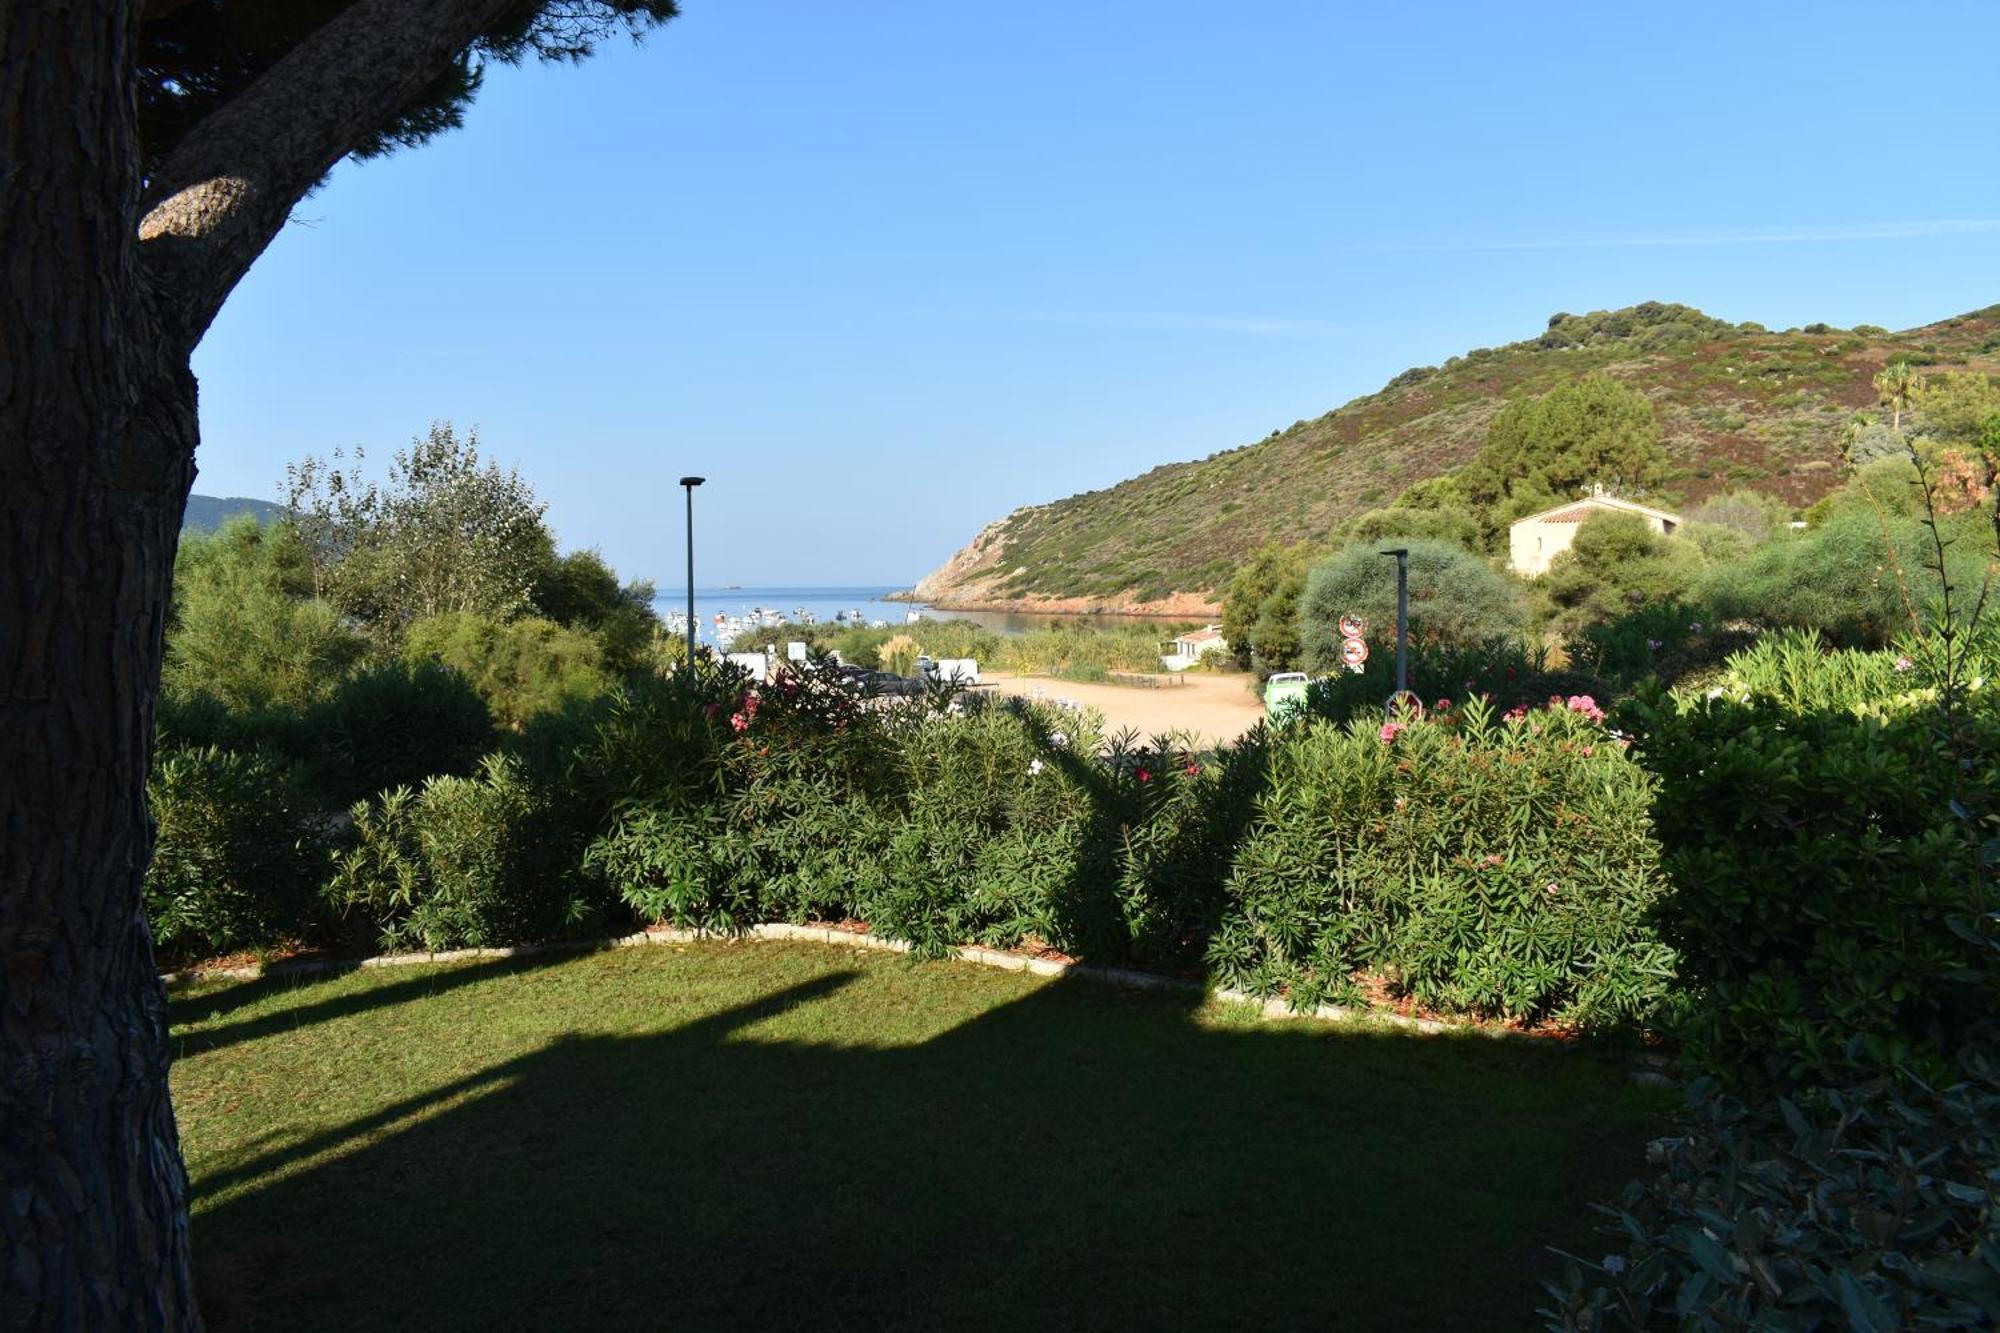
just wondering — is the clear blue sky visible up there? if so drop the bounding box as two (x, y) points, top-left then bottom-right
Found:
(192, 1), (2000, 588)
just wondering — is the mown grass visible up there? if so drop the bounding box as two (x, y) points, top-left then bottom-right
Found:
(171, 941), (1669, 1332)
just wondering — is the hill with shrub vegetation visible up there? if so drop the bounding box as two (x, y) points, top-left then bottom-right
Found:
(912, 302), (2000, 613)
(182, 493), (287, 532)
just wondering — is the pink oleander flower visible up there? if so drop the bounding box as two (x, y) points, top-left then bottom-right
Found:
(1581, 744), (1594, 756)
(1185, 763), (1200, 777)
(1435, 697), (1452, 712)
(1566, 694), (1606, 724)
(729, 712), (749, 733)
(1894, 656), (1915, 673)
(1379, 722), (1405, 744)
(1136, 768), (1152, 783)
(1503, 705), (1527, 722)
(1545, 882), (1560, 896)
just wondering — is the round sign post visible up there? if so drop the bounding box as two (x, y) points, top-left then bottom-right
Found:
(1339, 637), (1369, 674)
(1338, 615), (1366, 641)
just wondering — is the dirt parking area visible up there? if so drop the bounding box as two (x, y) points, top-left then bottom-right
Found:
(985, 672), (1266, 746)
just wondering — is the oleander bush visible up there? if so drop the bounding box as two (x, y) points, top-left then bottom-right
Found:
(329, 752), (612, 951)
(145, 745), (327, 960)
(1303, 637), (1604, 725)
(1208, 695), (1674, 1029)
(1621, 641), (1998, 1091)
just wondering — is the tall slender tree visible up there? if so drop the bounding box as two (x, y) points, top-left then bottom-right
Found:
(1874, 359), (1924, 430)
(0, 3), (675, 1325)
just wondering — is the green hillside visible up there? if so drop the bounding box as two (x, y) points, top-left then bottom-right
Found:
(913, 302), (2000, 612)
(182, 494), (287, 533)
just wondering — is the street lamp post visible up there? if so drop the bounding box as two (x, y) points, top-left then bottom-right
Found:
(680, 476), (705, 672)
(1379, 547), (1410, 716)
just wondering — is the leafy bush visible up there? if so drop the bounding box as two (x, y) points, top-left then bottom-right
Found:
(1298, 539), (1530, 670)
(301, 659), (496, 806)
(1695, 510), (1989, 647)
(1565, 603), (1753, 692)
(405, 610), (613, 728)
(1539, 512), (1702, 638)
(330, 753), (611, 951)
(1542, 1052), (2000, 1331)
(1304, 638), (1601, 726)
(1209, 697), (1673, 1029)
(1622, 663), (1997, 1089)
(164, 517), (365, 711)
(146, 745), (325, 960)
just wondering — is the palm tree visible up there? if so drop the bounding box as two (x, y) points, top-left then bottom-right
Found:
(1874, 360), (1924, 430)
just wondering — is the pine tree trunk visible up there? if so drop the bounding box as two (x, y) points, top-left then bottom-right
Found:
(2, 1), (205, 1326)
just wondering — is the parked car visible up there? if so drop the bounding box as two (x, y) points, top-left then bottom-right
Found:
(1263, 672), (1311, 723)
(838, 666), (923, 698)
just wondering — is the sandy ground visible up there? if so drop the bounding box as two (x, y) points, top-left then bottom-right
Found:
(985, 672), (1266, 746)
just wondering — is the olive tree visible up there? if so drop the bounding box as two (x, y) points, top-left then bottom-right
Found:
(1297, 538), (1529, 672)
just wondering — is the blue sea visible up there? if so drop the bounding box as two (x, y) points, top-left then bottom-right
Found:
(649, 586), (1175, 647)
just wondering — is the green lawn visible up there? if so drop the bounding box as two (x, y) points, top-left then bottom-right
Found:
(170, 941), (1667, 1331)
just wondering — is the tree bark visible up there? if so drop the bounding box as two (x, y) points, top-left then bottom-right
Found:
(3, 1), (619, 1324)
(2, 2), (203, 1327)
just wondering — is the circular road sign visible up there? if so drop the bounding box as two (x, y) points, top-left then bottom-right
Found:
(1340, 637), (1369, 666)
(1338, 615), (1366, 640)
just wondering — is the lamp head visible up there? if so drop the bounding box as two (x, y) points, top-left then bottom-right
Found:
(679, 476), (706, 488)
(1379, 547), (1408, 558)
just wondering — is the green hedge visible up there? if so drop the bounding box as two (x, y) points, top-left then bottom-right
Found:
(1208, 696), (1673, 1028)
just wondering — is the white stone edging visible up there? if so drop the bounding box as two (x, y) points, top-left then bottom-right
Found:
(163, 922), (1509, 1040)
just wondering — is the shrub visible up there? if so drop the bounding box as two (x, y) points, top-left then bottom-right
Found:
(1542, 1052), (2000, 1331)
(1539, 512), (1702, 638)
(330, 753), (610, 951)
(146, 745), (325, 960)
(858, 702), (1119, 957)
(1564, 602), (1752, 692)
(1304, 638), (1601, 725)
(1209, 697), (1673, 1029)
(164, 517), (365, 712)
(1622, 662), (1998, 1089)
(1696, 510), (1989, 647)
(300, 659), (496, 806)
(404, 610), (613, 728)
(1298, 539), (1529, 671)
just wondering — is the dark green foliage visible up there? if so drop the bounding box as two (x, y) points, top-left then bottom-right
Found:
(302, 660), (497, 807)
(164, 517), (364, 711)
(1208, 698), (1673, 1028)
(1543, 1056), (2000, 1331)
(145, 746), (325, 961)
(138, 1), (678, 172)
(531, 548), (658, 672)
(1697, 510), (1990, 647)
(1459, 376), (1669, 538)
(1621, 669), (1997, 1090)
(404, 610), (613, 729)
(1303, 638), (1602, 725)
(1564, 603), (1751, 691)
(330, 754), (613, 952)
(1298, 538), (1529, 670)
(1539, 512), (1700, 638)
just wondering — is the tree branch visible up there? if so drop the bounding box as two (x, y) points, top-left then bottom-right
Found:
(137, 0), (517, 347)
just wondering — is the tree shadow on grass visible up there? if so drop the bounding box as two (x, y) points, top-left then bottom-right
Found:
(189, 964), (1662, 1333)
(169, 950), (588, 1057)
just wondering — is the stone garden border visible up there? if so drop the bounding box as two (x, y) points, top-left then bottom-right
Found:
(161, 921), (1538, 1041)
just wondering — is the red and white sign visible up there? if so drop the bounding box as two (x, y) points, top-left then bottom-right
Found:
(1338, 615), (1366, 640)
(1340, 637), (1369, 666)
